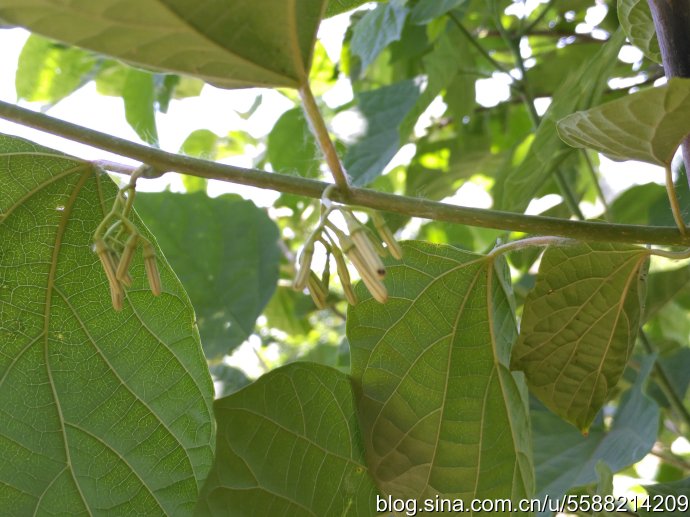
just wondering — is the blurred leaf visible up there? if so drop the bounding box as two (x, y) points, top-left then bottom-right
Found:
(263, 286), (313, 337)
(532, 355), (658, 504)
(648, 348), (690, 409)
(180, 129), (254, 162)
(197, 362), (379, 515)
(268, 107), (320, 177)
(512, 242), (649, 431)
(15, 34), (96, 104)
(618, 0), (661, 63)
(644, 265), (690, 321)
(610, 183), (668, 225)
(344, 80), (421, 186)
(209, 363), (251, 398)
(641, 477), (690, 516)
(0, 0), (327, 89)
(350, 0), (408, 72)
(0, 133), (214, 515)
(135, 192), (281, 359)
(525, 43), (601, 97)
(409, 0), (468, 24)
(558, 78), (690, 166)
(181, 176), (208, 193)
(400, 21), (474, 137)
(348, 241), (534, 503)
(123, 68), (159, 146)
(494, 29), (625, 212)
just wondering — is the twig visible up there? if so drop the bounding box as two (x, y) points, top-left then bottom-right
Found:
(298, 82), (350, 192)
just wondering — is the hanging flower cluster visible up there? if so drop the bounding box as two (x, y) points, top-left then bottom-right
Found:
(93, 171), (161, 310)
(292, 189), (402, 308)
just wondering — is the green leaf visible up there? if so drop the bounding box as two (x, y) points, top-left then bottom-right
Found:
(512, 242), (649, 432)
(181, 176), (208, 193)
(134, 192), (281, 359)
(399, 21), (474, 138)
(618, 0), (661, 64)
(532, 355), (658, 502)
(196, 362), (379, 516)
(350, 0), (409, 72)
(209, 363), (250, 398)
(0, 133), (214, 515)
(641, 477), (690, 516)
(344, 80), (421, 186)
(0, 0), (328, 89)
(123, 68), (159, 146)
(263, 286), (314, 337)
(494, 29), (625, 212)
(409, 0), (467, 24)
(557, 78), (690, 166)
(267, 107), (320, 178)
(644, 265), (690, 321)
(15, 34), (97, 104)
(347, 241), (535, 504)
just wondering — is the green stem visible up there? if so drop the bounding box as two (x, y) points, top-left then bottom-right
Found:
(298, 83), (350, 192)
(494, 2), (585, 221)
(447, 12), (510, 75)
(2, 99), (690, 246)
(639, 331), (690, 429)
(582, 150), (611, 221)
(520, 0), (557, 36)
(665, 164), (687, 235)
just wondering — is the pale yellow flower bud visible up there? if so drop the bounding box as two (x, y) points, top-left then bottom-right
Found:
(372, 212), (403, 260)
(292, 242), (314, 291)
(143, 242), (162, 296)
(307, 271), (328, 309)
(116, 234), (138, 285)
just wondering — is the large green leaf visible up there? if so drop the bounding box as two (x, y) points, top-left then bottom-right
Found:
(618, 0), (661, 64)
(0, 134), (215, 515)
(123, 68), (159, 146)
(557, 78), (690, 166)
(325, 0), (380, 17)
(0, 0), (328, 89)
(15, 34), (97, 104)
(493, 30), (625, 212)
(512, 243), (649, 432)
(344, 80), (421, 186)
(532, 355), (658, 506)
(350, 0), (408, 72)
(196, 362), (379, 516)
(347, 242), (534, 508)
(267, 107), (320, 178)
(134, 192), (280, 359)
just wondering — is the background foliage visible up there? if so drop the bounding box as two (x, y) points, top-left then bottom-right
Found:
(1, 0), (690, 515)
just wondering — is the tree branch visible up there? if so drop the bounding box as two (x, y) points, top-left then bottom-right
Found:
(1, 99), (690, 246)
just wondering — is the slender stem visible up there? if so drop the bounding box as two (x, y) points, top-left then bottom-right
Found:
(447, 12), (510, 75)
(492, 0), (585, 221)
(521, 0), (557, 36)
(651, 445), (690, 472)
(582, 150), (611, 221)
(664, 164), (687, 235)
(488, 236), (577, 258)
(3, 99), (690, 246)
(639, 331), (690, 429)
(298, 83), (350, 192)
